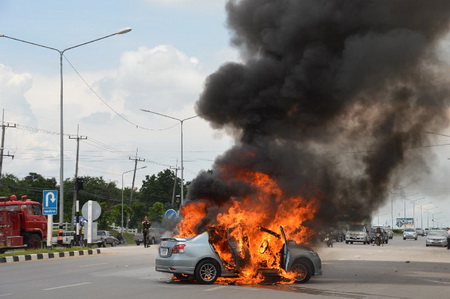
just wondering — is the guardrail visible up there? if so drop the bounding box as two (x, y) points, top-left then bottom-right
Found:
(51, 223), (137, 234)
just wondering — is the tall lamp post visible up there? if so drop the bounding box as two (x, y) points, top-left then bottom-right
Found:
(122, 166), (146, 232)
(140, 109), (198, 206)
(1, 28), (132, 225)
(416, 202), (432, 229)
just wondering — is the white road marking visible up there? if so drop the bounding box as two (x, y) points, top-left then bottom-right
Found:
(0, 294), (13, 297)
(79, 262), (108, 268)
(420, 278), (450, 285)
(204, 286), (227, 292)
(43, 282), (92, 291)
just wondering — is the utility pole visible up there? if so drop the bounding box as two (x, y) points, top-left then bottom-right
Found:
(69, 126), (87, 241)
(129, 149), (145, 204)
(170, 161), (179, 206)
(0, 110), (15, 177)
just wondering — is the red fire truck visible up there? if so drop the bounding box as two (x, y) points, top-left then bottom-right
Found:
(0, 195), (47, 254)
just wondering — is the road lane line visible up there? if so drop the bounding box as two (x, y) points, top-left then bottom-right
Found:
(420, 278), (450, 285)
(43, 282), (92, 291)
(204, 286), (227, 292)
(79, 262), (108, 268)
(0, 294), (13, 297)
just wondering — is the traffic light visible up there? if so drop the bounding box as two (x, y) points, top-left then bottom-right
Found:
(75, 178), (84, 191)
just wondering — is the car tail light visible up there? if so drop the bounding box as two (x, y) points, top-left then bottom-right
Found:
(172, 244), (186, 253)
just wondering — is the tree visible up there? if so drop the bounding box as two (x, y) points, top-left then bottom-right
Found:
(149, 202), (165, 223)
(0, 172), (57, 202)
(140, 169), (182, 208)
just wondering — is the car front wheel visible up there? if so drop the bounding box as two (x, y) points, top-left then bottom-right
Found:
(195, 260), (220, 284)
(291, 260), (312, 283)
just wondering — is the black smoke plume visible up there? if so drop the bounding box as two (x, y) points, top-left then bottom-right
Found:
(187, 0), (450, 231)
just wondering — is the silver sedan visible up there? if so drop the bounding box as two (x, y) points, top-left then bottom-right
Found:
(155, 226), (322, 284)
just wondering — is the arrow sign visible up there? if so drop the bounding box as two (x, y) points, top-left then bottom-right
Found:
(43, 190), (58, 215)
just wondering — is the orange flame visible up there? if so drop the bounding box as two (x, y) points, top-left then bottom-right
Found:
(177, 170), (319, 284)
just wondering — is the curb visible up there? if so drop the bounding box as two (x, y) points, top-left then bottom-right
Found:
(0, 248), (101, 264)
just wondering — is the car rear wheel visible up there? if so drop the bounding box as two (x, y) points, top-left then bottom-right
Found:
(195, 259), (220, 284)
(291, 260), (312, 283)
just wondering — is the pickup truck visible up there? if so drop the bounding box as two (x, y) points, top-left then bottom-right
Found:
(51, 231), (76, 247)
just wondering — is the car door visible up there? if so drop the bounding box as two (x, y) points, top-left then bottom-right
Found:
(279, 226), (290, 270)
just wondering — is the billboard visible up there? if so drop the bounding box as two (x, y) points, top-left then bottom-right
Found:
(396, 218), (414, 227)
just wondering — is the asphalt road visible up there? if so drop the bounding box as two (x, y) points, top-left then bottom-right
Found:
(1, 235), (449, 299)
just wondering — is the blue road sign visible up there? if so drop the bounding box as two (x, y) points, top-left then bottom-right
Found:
(164, 209), (178, 221)
(43, 190), (58, 215)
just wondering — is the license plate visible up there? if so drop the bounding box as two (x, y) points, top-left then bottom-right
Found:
(160, 247), (169, 256)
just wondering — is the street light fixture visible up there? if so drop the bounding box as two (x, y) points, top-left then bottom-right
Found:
(140, 109), (198, 206)
(122, 166), (147, 232)
(1, 28), (132, 225)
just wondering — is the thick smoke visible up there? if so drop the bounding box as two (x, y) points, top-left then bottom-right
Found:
(188, 0), (450, 230)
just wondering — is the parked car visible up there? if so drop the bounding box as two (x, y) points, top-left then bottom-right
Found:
(97, 230), (119, 247)
(403, 227), (417, 240)
(155, 226), (322, 284)
(425, 230), (448, 247)
(134, 228), (161, 245)
(345, 224), (371, 244)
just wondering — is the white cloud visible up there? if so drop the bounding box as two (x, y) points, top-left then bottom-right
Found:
(0, 44), (234, 184)
(0, 64), (36, 124)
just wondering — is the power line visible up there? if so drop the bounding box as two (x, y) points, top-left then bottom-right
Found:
(64, 56), (179, 132)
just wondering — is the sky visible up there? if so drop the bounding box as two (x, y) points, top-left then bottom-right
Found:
(1, 0), (450, 227)
(0, 0), (237, 187)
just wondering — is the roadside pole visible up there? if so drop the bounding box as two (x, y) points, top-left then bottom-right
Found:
(87, 200), (93, 245)
(46, 215), (53, 248)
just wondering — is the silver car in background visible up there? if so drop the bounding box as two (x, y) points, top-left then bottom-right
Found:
(403, 227), (418, 240)
(426, 230), (448, 247)
(155, 226), (322, 284)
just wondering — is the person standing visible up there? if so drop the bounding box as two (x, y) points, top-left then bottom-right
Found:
(447, 227), (450, 250)
(142, 216), (152, 248)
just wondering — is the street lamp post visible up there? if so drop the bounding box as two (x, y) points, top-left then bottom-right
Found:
(140, 109), (198, 206)
(122, 166), (147, 232)
(1, 28), (132, 225)
(410, 198), (424, 226)
(417, 202), (432, 229)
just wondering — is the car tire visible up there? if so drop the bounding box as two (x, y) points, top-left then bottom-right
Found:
(291, 260), (313, 283)
(195, 259), (221, 284)
(403, 238), (406, 240)
(345, 241), (349, 244)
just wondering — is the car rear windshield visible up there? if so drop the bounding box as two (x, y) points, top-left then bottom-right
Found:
(349, 225), (365, 231)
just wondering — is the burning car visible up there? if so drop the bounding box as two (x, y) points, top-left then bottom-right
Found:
(155, 225), (321, 284)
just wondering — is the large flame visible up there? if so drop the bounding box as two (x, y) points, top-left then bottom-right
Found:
(177, 170), (319, 284)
